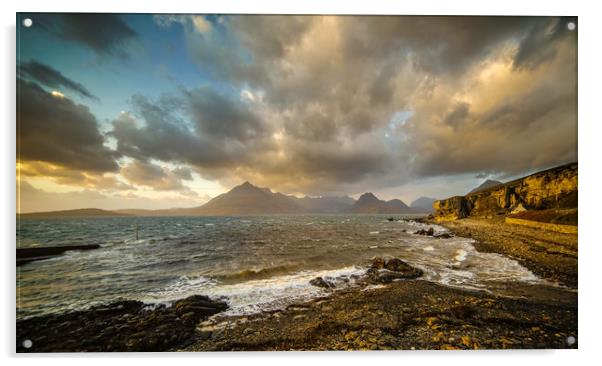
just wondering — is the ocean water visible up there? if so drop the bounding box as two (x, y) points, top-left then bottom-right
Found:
(17, 215), (551, 320)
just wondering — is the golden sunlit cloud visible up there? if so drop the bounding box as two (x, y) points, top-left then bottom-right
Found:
(192, 16), (212, 33)
(50, 90), (65, 98)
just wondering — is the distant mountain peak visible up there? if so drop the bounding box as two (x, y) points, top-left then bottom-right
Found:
(347, 192), (413, 214)
(358, 192), (378, 201)
(468, 179), (503, 195)
(238, 181), (256, 188)
(410, 196), (437, 213)
(231, 181), (261, 192)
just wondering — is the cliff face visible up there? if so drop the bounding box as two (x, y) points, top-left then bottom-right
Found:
(433, 163), (578, 220)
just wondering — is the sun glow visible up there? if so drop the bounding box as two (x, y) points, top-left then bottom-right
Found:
(51, 90), (65, 98)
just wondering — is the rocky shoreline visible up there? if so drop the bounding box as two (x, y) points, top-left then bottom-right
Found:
(17, 217), (578, 352)
(179, 218), (577, 351)
(436, 216), (578, 288)
(16, 295), (228, 352)
(182, 280), (576, 351)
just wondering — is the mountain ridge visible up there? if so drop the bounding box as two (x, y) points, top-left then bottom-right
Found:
(19, 182), (423, 217)
(410, 197), (437, 213)
(19, 208), (131, 218)
(345, 192), (414, 214)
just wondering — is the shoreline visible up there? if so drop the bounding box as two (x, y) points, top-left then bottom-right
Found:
(16, 217), (578, 352)
(180, 280), (576, 351)
(435, 216), (578, 288)
(179, 217), (577, 351)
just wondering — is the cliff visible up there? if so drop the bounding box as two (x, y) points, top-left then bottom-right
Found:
(433, 162), (577, 220)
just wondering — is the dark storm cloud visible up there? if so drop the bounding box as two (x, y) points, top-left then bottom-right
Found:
(183, 86), (266, 140)
(513, 17), (577, 70)
(113, 16), (576, 194)
(18, 61), (99, 100)
(110, 85), (404, 195)
(197, 16), (548, 91)
(173, 167), (193, 181)
(17, 79), (118, 172)
(34, 13), (137, 57)
(111, 89), (274, 173)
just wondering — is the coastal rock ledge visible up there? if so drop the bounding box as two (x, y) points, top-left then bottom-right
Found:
(433, 162), (577, 220)
(17, 295), (228, 352)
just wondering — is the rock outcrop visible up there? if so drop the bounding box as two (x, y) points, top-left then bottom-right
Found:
(433, 162), (577, 220)
(16, 295), (228, 352)
(366, 257), (423, 283)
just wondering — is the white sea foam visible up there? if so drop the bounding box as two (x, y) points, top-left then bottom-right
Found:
(454, 249), (468, 262)
(404, 220), (449, 235)
(143, 266), (366, 316)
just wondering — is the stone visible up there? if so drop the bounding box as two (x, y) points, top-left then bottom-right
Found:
(414, 227), (435, 236)
(371, 257), (386, 269)
(309, 277), (333, 289)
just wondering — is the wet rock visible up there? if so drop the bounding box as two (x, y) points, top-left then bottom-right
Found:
(367, 258), (423, 283)
(16, 294), (228, 352)
(369, 258), (424, 282)
(174, 295), (228, 314)
(435, 233), (453, 239)
(385, 258), (414, 272)
(414, 227), (435, 236)
(369, 269), (406, 284)
(371, 257), (386, 269)
(310, 277), (334, 289)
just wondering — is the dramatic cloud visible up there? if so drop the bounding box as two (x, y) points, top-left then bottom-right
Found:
(19, 14), (577, 207)
(120, 159), (196, 193)
(110, 15), (576, 195)
(110, 88), (276, 173)
(18, 61), (99, 100)
(17, 79), (119, 172)
(33, 13), (137, 57)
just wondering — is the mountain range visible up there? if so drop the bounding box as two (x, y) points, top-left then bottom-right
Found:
(345, 193), (414, 214)
(19, 181), (421, 217)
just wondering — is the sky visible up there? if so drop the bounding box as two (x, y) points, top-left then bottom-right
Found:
(16, 14), (577, 213)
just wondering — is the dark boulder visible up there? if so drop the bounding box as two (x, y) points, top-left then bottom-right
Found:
(414, 227), (435, 236)
(309, 277), (334, 289)
(369, 269), (413, 284)
(367, 257), (424, 283)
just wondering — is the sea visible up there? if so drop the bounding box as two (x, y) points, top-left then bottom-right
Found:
(16, 215), (557, 320)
